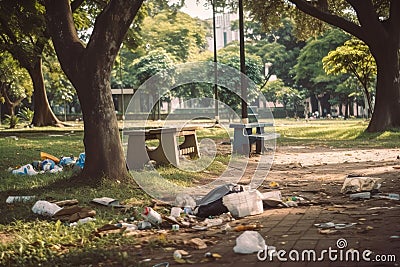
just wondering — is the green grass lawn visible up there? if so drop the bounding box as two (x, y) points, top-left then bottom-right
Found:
(0, 118), (398, 266)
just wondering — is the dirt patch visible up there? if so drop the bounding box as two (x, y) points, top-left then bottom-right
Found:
(0, 232), (15, 245)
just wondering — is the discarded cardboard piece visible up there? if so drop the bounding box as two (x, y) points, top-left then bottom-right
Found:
(31, 200), (96, 223)
(53, 206), (96, 222)
(91, 197), (128, 208)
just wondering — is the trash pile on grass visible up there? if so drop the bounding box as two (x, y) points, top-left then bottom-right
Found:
(8, 151), (85, 175)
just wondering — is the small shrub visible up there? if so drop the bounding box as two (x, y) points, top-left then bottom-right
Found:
(4, 114), (19, 129)
(17, 107), (34, 123)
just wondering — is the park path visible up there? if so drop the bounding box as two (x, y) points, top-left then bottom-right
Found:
(130, 145), (400, 266)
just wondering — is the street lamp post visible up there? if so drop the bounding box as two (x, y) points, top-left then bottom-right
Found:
(239, 0), (248, 123)
(212, 0), (219, 124)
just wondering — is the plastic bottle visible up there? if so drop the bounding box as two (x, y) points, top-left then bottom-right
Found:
(142, 207), (162, 224)
(350, 192), (371, 199)
(388, 193), (400, 200)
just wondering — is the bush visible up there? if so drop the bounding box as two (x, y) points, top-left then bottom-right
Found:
(4, 114), (19, 129)
(17, 107), (34, 123)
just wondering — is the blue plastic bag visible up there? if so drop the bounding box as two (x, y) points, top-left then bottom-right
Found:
(75, 153), (85, 169)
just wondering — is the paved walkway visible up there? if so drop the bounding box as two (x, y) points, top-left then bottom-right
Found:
(189, 204), (400, 267)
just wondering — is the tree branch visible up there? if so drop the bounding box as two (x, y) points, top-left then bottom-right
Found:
(346, 0), (386, 40)
(0, 82), (12, 106)
(87, 0), (144, 66)
(289, 0), (367, 41)
(44, 0), (86, 77)
(71, 0), (85, 12)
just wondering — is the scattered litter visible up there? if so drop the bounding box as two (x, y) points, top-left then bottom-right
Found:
(390, 235), (400, 239)
(261, 191), (282, 200)
(94, 224), (126, 237)
(32, 200), (63, 216)
(143, 207), (162, 225)
(194, 184), (243, 218)
(53, 199), (79, 206)
(70, 217), (96, 226)
(187, 238), (208, 249)
(372, 193), (399, 200)
(173, 249), (192, 264)
(6, 196), (35, 203)
(204, 252), (222, 259)
(12, 164), (38, 176)
(115, 222), (138, 231)
(268, 181), (280, 189)
(40, 151), (60, 164)
(350, 192), (371, 200)
(53, 205), (96, 222)
(138, 221), (152, 230)
(170, 207), (182, 218)
(92, 197), (128, 208)
(204, 218), (223, 228)
(223, 190), (264, 218)
(234, 224), (262, 232)
(74, 152), (86, 170)
(314, 222), (335, 228)
(5, 135), (18, 140)
(221, 223), (232, 232)
(314, 222), (356, 229)
(318, 229), (338, 235)
(175, 193), (196, 209)
(261, 191), (283, 207)
(9, 151), (85, 175)
(59, 156), (76, 167)
(233, 231), (266, 254)
(171, 224), (179, 231)
(191, 225), (208, 231)
(283, 200), (298, 207)
(152, 262), (169, 267)
(183, 206), (193, 215)
(341, 177), (381, 193)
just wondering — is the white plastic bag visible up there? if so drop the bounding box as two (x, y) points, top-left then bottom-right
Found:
(11, 164), (38, 176)
(223, 190), (264, 217)
(233, 231), (266, 254)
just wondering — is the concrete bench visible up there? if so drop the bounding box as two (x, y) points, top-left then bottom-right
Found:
(229, 122), (280, 155)
(125, 127), (199, 170)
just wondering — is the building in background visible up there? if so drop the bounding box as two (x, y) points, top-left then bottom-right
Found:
(206, 13), (239, 51)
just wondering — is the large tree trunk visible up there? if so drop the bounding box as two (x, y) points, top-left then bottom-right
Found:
(45, 0), (143, 184)
(367, 42), (400, 132)
(29, 58), (62, 127)
(286, 0), (400, 131)
(73, 63), (127, 182)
